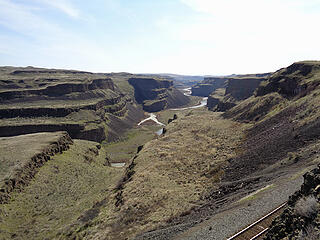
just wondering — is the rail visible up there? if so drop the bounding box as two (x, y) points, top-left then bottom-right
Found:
(226, 202), (287, 240)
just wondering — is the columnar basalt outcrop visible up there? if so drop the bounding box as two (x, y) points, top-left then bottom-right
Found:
(0, 95), (122, 119)
(225, 78), (264, 100)
(207, 96), (220, 110)
(207, 79), (265, 111)
(128, 78), (172, 102)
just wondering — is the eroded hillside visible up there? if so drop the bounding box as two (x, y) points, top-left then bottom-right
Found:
(0, 67), (146, 142)
(0, 132), (125, 239)
(0, 66), (194, 240)
(105, 61), (320, 239)
(69, 109), (246, 239)
(1, 61), (320, 240)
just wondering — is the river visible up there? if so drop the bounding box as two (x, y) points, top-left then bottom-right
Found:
(137, 113), (165, 126)
(137, 88), (207, 136)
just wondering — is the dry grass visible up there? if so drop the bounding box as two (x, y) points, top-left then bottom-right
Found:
(85, 109), (245, 240)
(295, 196), (319, 219)
(225, 92), (287, 122)
(0, 140), (124, 240)
(103, 126), (158, 163)
(0, 132), (67, 181)
(297, 225), (320, 240)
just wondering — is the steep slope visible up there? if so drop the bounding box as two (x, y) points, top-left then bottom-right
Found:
(70, 109), (245, 240)
(191, 77), (227, 97)
(224, 61), (320, 180)
(96, 61), (320, 239)
(191, 73), (270, 98)
(207, 75), (267, 111)
(0, 135), (124, 240)
(128, 77), (190, 112)
(0, 132), (73, 204)
(265, 165), (320, 239)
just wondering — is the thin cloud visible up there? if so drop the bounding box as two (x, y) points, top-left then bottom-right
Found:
(1, 0), (320, 75)
(0, 0), (110, 72)
(0, 0), (58, 36)
(38, 0), (80, 18)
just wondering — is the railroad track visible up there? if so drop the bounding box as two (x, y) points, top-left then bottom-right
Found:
(226, 202), (287, 240)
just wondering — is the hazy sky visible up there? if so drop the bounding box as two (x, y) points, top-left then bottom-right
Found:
(0, 0), (320, 75)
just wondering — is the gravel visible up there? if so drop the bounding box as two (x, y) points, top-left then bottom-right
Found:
(172, 175), (303, 240)
(136, 172), (305, 240)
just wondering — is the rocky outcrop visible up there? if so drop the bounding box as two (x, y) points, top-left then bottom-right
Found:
(207, 76), (265, 111)
(128, 77), (189, 112)
(0, 95), (122, 119)
(212, 99), (237, 112)
(191, 84), (216, 97)
(256, 61), (320, 98)
(265, 165), (320, 240)
(0, 132), (73, 203)
(0, 123), (84, 138)
(0, 67), (146, 143)
(191, 74), (266, 98)
(128, 77), (172, 103)
(143, 99), (167, 112)
(207, 96), (220, 110)
(191, 77), (228, 97)
(75, 125), (106, 143)
(0, 78), (114, 102)
(225, 78), (264, 100)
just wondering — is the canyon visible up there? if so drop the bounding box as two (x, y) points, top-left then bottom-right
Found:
(1, 61), (320, 240)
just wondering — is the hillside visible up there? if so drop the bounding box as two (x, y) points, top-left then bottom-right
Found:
(128, 77), (190, 112)
(61, 109), (246, 239)
(1, 61), (320, 240)
(207, 75), (267, 111)
(0, 66), (195, 240)
(0, 132), (125, 239)
(98, 61), (320, 239)
(0, 67), (147, 142)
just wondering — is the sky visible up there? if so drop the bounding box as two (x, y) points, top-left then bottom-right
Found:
(0, 0), (320, 75)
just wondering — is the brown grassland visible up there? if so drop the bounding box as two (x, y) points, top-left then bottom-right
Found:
(79, 109), (247, 240)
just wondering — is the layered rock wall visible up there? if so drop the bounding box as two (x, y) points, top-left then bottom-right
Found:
(208, 76), (266, 111)
(0, 78), (114, 101)
(128, 77), (189, 112)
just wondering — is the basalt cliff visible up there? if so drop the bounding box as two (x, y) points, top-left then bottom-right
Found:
(128, 77), (189, 112)
(0, 67), (188, 142)
(2, 62), (320, 240)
